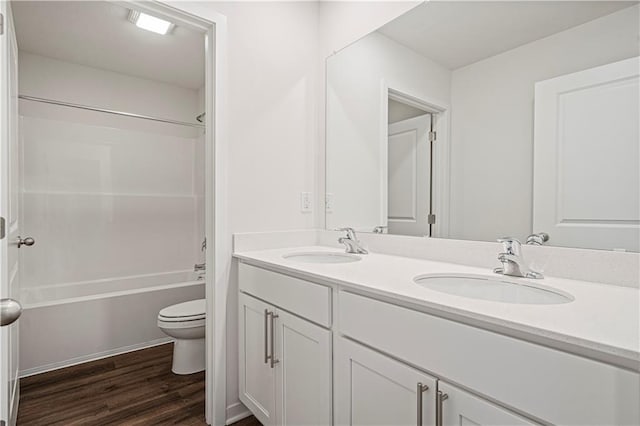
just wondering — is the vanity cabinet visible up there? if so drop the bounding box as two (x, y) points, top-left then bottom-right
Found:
(338, 290), (640, 425)
(238, 264), (332, 426)
(437, 381), (535, 426)
(335, 337), (534, 426)
(335, 337), (438, 426)
(237, 261), (640, 426)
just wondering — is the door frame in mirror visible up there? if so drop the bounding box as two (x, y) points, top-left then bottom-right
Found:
(380, 83), (450, 237)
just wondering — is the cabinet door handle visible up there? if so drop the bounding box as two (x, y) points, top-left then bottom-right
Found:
(270, 312), (279, 368)
(416, 382), (429, 426)
(264, 309), (271, 364)
(436, 390), (449, 426)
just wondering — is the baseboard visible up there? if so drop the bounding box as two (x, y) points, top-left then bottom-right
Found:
(226, 401), (251, 425)
(19, 337), (174, 378)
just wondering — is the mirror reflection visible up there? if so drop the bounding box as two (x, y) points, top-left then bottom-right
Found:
(326, 1), (639, 252)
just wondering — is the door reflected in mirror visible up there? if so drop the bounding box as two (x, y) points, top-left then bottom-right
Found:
(325, 1), (640, 251)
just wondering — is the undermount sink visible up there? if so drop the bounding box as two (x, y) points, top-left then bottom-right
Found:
(283, 251), (362, 264)
(414, 274), (573, 305)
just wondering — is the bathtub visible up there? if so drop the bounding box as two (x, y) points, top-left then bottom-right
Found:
(19, 271), (205, 377)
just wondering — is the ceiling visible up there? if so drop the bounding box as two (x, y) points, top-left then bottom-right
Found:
(12, 1), (205, 90)
(378, 1), (639, 70)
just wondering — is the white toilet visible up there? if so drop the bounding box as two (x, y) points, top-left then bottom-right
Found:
(157, 299), (206, 375)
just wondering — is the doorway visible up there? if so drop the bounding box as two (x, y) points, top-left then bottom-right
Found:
(0, 1), (220, 424)
(383, 88), (447, 237)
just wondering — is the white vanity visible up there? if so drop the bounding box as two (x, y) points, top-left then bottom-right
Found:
(235, 239), (639, 426)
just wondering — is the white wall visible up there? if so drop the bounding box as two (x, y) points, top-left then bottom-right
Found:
(184, 2), (320, 420)
(448, 5), (640, 242)
(388, 99), (426, 124)
(326, 31), (450, 231)
(317, 1), (420, 229)
(19, 52), (201, 123)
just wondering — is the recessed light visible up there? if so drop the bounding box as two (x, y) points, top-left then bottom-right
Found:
(128, 10), (175, 35)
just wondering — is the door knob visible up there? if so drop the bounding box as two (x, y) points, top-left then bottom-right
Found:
(16, 236), (35, 248)
(1, 298), (22, 326)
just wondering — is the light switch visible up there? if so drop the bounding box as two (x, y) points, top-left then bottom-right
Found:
(325, 193), (334, 213)
(300, 192), (312, 213)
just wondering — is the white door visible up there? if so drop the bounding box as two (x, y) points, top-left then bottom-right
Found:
(387, 114), (432, 237)
(238, 293), (277, 426)
(438, 382), (536, 426)
(1, 3), (22, 425)
(533, 57), (639, 251)
(335, 337), (437, 426)
(274, 308), (331, 426)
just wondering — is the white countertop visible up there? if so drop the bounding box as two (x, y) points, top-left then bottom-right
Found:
(234, 245), (640, 371)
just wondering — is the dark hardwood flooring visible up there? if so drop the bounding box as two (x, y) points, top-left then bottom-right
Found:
(230, 416), (262, 426)
(18, 344), (205, 425)
(17, 343), (263, 426)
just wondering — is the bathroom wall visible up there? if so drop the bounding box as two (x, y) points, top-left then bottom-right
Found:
(317, 1), (421, 230)
(19, 52), (205, 291)
(448, 5), (640, 242)
(171, 2), (322, 420)
(19, 53), (200, 123)
(326, 31), (450, 231)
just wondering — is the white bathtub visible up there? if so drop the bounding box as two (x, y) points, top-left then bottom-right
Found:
(19, 271), (205, 377)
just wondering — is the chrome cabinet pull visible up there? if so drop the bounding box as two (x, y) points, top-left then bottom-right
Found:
(264, 309), (270, 364)
(436, 390), (449, 426)
(416, 382), (429, 426)
(269, 312), (279, 368)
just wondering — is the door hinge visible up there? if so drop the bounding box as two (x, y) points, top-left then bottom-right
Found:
(429, 131), (437, 142)
(0, 13), (4, 36)
(428, 214), (436, 225)
(0, 217), (5, 239)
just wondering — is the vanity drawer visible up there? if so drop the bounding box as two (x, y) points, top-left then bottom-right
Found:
(339, 290), (639, 425)
(238, 263), (331, 327)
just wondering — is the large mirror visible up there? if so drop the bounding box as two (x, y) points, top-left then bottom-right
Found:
(326, 1), (640, 252)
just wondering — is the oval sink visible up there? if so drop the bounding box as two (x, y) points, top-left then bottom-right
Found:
(414, 274), (573, 305)
(283, 251), (362, 264)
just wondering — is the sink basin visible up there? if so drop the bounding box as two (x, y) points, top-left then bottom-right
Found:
(283, 251), (362, 264)
(414, 274), (573, 305)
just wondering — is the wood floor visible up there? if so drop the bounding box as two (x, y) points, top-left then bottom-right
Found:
(17, 343), (206, 425)
(17, 343), (263, 425)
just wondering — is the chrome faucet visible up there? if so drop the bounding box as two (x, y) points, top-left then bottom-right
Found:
(337, 228), (368, 254)
(525, 232), (549, 246)
(493, 237), (543, 279)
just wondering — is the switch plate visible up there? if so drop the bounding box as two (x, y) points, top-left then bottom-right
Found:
(325, 193), (334, 213)
(300, 192), (312, 213)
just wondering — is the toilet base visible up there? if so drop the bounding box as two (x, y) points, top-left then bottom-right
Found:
(171, 338), (205, 375)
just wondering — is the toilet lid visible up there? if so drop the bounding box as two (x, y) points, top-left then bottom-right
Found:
(159, 299), (206, 321)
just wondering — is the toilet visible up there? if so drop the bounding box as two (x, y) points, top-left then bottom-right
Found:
(157, 299), (206, 374)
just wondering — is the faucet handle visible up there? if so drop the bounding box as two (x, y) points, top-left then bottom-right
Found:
(497, 237), (522, 255)
(336, 227), (357, 240)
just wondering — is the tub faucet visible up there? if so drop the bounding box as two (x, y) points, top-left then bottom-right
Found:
(194, 263), (206, 272)
(493, 237), (543, 279)
(337, 228), (368, 254)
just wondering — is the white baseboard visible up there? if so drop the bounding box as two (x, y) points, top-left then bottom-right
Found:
(19, 337), (173, 378)
(226, 401), (252, 425)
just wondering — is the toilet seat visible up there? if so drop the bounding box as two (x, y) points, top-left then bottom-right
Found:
(158, 317), (205, 329)
(158, 299), (205, 322)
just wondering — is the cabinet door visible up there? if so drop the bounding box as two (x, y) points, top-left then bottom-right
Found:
(335, 337), (437, 426)
(274, 309), (332, 426)
(239, 293), (277, 426)
(438, 382), (537, 426)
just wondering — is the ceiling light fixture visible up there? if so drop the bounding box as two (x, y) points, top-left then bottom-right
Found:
(128, 10), (175, 35)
